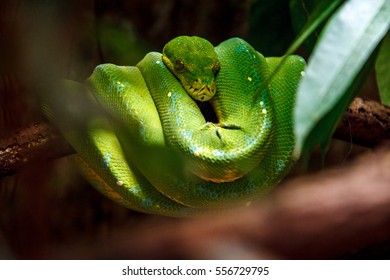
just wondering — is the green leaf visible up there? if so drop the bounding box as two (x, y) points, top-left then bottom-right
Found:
(294, 0), (390, 157)
(289, 0), (342, 54)
(267, 0), (341, 93)
(376, 33), (390, 106)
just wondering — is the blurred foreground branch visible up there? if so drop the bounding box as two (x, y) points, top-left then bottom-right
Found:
(51, 142), (390, 259)
(0, 97), (389, 177)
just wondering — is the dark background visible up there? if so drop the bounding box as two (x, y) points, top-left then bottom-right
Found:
(0, 0), (383, 259)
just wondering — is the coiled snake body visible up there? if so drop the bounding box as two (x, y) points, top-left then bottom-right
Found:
(43, 36), (305, 216)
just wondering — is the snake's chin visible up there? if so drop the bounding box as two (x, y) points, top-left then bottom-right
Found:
(185, 82), (216, 102)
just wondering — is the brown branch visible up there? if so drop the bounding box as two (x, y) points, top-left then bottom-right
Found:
(50, 142), (390, 259)
(333, 97), (390, 147)
(0, 123), (73, 176)
(0, 97), (389, 177)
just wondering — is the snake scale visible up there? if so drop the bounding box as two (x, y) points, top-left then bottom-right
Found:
(42, 36), (306, 217)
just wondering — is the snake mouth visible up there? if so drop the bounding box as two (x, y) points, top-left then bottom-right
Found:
(183, 79), (218, 123)
(185, 81), (216, 102)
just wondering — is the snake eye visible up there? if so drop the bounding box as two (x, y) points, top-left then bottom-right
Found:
(174, 59), (185, 71)
(212, 61), (220, 74)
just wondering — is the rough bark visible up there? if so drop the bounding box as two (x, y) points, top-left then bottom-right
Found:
(0, 123), (73, 176)
(333, 97), (390, 147)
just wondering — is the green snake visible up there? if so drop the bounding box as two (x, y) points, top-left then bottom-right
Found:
(42, 36), (306, 217)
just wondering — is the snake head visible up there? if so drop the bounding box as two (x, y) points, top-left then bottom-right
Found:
(162, 36), (220, 102)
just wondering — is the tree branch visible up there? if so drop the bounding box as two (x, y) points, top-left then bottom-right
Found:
(0, 97), (389, 177)
(333, 97), (390, 147)
(0, 123), (73, 176)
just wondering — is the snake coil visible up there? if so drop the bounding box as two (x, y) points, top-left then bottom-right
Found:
(42, 36), (305, 216)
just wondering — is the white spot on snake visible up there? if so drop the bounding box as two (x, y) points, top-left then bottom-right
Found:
(139, 123), (147, 140)
(156, 60), (161, 64)
(193, 146), (203, 157)
(301, 71), (305, 77)
(262, 108), (267, 114)
(263, 119), (272, 129)
(116, 180), (124, 187)
(129, 186), (139, 195)
(168, 92), (178, 114)
(175, 115), (182, 126)
(115, 81), (125, 93)
(212, 149), (228, 159)
(245, 135), (256, 146)
(102, 153), (112, 169)
(236, 45), (248, 54)
(276, 159), (287, 173)
(259, 101), (264, 107)
(181, 130), (193, 139)
(167, 92), (172, 98)
(247, 77), (252, 82)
